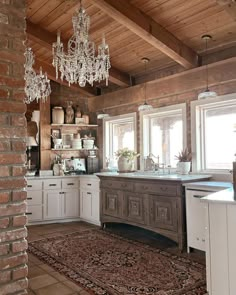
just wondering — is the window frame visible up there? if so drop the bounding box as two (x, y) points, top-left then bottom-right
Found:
(191, 93), (236, 174)
(140, 103), (187, 170)
(103, 112), (137, 169)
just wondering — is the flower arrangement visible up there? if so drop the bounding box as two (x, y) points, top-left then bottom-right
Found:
(115, 148), (139, 161)
(175, 148), (192, 162)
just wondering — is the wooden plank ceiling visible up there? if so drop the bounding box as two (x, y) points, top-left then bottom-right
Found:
(26, 0), (236, 96)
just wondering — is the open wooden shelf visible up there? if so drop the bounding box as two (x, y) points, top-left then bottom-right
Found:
(51, 124), (98, 128)
(51, 148), (98, 151)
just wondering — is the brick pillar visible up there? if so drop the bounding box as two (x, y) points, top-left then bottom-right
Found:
(0, 0), (28, 294)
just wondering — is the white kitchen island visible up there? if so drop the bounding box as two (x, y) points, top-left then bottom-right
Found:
(201, 188), (236, 295)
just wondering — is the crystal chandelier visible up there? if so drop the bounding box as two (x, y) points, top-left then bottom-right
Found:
(24, 48), (51, 104)
(198, 35), (217, 100)
(138, 58), (153, 112)
(52, 0), (111, 87)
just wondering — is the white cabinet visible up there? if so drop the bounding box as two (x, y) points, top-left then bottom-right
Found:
(63, 189), (79, 218)
(27, 177), (79, 223)
(80, 176), (100, 225)
(26, 176), (99, 225)
(204, 200), (236, 295)
(26, 179), (43, 222)
(43, 178), (79, 220)
(185, 190), (208, 252)
(44, 189), (79, 220)
(185, 182), (232, 253)
(44, 189), (62, 220)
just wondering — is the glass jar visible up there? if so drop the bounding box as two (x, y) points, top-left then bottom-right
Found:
(52, 107), (64, 124)
(65, 101), (74, 124)
(75, 105), (82, 118)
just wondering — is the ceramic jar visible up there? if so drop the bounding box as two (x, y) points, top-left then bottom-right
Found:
(65, 101), (75, 124)
(52, 107), (64, 124)
(117, 156), (134, 172)
(177, 161), (191, 175)
(82, 113), (89, 125)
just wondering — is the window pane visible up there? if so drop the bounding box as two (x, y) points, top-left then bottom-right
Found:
(112, 122), (134, 154)
(204, 106), (236, 170)
(104, 114), (136, 169)
(147, 113), (184, 167)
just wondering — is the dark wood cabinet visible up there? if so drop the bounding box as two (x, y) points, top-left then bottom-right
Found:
(102, 188), (122, 218)
(149, 195), (177, 232)
(98, 175), (210, 250)
(124, 192), (148, 225)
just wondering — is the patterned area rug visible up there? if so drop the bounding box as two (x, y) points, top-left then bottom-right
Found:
(28, 229), (206, 295)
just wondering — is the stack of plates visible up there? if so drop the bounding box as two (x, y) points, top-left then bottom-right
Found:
(83, 139), (94, 150)
(72, 139), (82, 149)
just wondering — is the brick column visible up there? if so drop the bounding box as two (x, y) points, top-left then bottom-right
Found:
(0, 0), (28, 294)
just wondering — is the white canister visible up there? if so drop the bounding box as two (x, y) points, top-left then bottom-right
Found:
(52, 107), (64, 124)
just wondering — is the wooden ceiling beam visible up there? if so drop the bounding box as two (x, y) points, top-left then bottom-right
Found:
(90, 0), (199, 69)
(34, 59), (96, 96)
(26, 20), (131, 87)
(216, 0), (236, 21)
(88, 57), (236, 111)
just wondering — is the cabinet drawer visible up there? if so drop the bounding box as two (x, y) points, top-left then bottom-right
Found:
(134, 182), (177, 196)
(62, 178), (79, 189)
(43, 179), (61, 190)
(27, 180), (43, 191)
(27, 191), (42, 205)
(80, 179), (99, 191)
(26, 205), (43, 222)
(101, 180), (133, 191)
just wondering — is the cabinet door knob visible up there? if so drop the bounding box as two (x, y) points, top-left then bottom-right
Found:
(87, 183), (92, 186)
(26, 212), (32, 215)
(87, 192), (91, 195)
(27, 197), (32, 200)
(49, 184), (56, 187)
(27, 185), (32, 188)
(67, 183), (75, 186)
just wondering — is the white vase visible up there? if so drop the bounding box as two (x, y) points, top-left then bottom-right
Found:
(177, 162), (191, 175)
(117, 156), (133, 172)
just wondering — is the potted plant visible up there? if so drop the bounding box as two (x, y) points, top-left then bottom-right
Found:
(175, 148), (192, 175)
(115, 148), (139, 172)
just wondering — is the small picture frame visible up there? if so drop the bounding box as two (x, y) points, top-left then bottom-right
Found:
(75, 117), (86, 124)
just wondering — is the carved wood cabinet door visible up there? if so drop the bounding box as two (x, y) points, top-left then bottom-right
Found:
(149, 195), (178, 232)
(123, 192), (147, 225)
(101, 188), (123, 218)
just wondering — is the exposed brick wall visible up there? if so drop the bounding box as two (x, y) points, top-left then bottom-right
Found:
(0, 0), (28, 294)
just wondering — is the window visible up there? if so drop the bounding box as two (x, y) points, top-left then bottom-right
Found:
(141, 104), (186, 168)
(103, 113), (137, 168)
(191, 93), (236, 172)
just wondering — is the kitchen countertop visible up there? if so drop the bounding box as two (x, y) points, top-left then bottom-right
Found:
(95, 171), (212, 182)
(26, 174), (99, 180)
(201, 187), (236, 204)
(184, 181), (232, 191)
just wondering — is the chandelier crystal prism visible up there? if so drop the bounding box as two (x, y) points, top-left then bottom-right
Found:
(52, 0), (111, 87)
(198, 35), (217, 100)
(24, 48), (51, 104)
